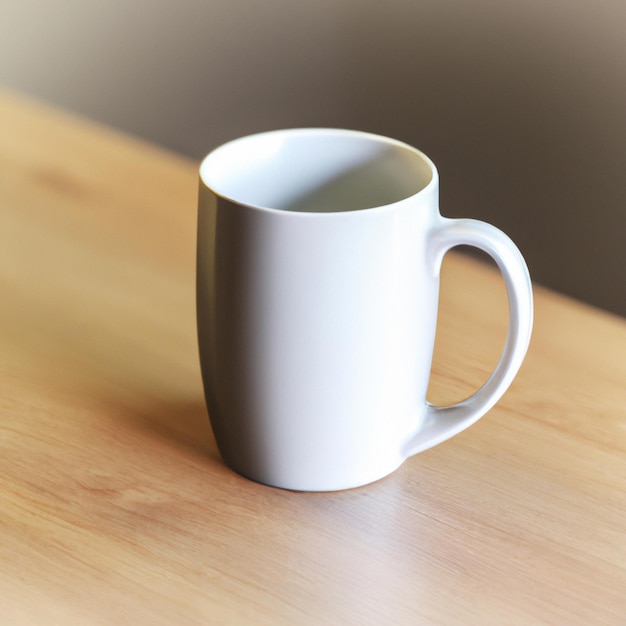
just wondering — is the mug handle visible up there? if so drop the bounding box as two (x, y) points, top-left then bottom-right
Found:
(403, 218), (533, 457)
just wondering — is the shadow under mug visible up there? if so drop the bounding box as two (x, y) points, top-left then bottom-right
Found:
(197, 128), (533, 491)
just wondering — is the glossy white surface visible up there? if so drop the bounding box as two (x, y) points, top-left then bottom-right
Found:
(197, 129), (533, 491)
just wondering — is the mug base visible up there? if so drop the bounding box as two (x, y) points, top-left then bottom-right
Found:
(223, 457), (406, 492)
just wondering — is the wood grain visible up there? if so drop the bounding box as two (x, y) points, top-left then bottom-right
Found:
(1, 91), (625, 625)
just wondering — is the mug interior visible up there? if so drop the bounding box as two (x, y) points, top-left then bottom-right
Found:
(200, 129), (434, 213)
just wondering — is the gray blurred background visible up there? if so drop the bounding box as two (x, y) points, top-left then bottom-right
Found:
(2, 0), (625, 316)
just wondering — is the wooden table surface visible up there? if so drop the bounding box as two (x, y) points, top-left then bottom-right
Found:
(1, 91), (625, 625)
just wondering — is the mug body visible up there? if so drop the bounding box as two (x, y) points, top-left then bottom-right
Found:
(197, 129), (443, 491)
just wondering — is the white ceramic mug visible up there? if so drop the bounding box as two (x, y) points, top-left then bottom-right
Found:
(197, 129), (533, 491)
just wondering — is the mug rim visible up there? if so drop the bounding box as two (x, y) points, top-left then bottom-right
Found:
(199, 128), (439, 216)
